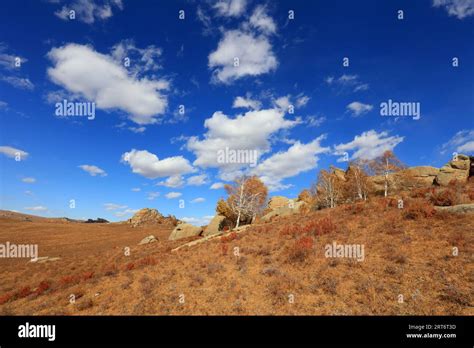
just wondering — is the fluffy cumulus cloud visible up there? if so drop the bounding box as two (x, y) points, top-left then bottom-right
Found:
(346, 101), (373, 116)
(441, 129), (474, 154)
(54, 0), (124, 24)
(432, 0), (474, 19)
(47, 43), (169, 125)
(213, 0), (247, 17)
(335, 130), (404, 160)
(121, 149), (194, 179)
(186, 107), (299, 176)
(0, 146), (29, 159)
(251, 136), (329, 191)
(208, 30), (277, 84)
(78, 164), (107, 177)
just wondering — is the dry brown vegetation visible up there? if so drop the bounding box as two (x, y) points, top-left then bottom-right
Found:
(0, 190), (472, 315)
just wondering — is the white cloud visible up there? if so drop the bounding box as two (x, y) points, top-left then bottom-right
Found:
(21, 177), (36, 183)
(305, 115), (326, 127)
(208, 30), (277, 84)
(325, 74), (369, 93)
(233, 95), (261, 110)
(346, 101), (373, 116)
(441, 129), (474, 154)
(433, 0), (474, 19)
(458, 141), (474, 153)
(147, 191), (160, 200)
(335, 130), (404, 160)
(157, 175), (184, 188)
(210, 182), (225, 189)
(296, 95), (310, 108)
(249, 5), (277, 34)
(186, 107), (299, 175)
(128, 126), (146, 133)
(54, 0), (124, 24)
(104, 203), (127, 211)
(191, 197), (206, 203)
(1, 76), (34, 90)
(251, 136), (329, 191)
(0, 146), (29, 159)
(115, 208), (139, 218)
(25, 206), (48, 212)
(187, 174), (208, 186)
(213, 0), (247, 17)
(110, 39), (162, 74)
(78, 164), (107, 177)
(165, 192), (182, 199)
(121, 149), (194, 179)
(131, 187), (141, 192)
(181, 215), (214, 226)
(47, 43), (169, 125)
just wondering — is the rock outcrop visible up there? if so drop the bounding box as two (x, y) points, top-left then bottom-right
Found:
(203, 215), (226, 237)
(267, 196), (290, 210)
(435, 154), (471, 186)
(168, 223), (203, 240)
(128, 208), (178, 227)
(262, 199), (306, 222)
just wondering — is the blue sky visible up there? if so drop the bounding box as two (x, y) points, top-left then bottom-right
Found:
(0, 0), (473, 223)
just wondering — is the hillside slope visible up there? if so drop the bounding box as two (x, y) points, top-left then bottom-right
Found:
(0, 197), (472, 315)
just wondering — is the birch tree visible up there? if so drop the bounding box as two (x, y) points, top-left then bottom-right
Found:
(224, 176), (268, 228)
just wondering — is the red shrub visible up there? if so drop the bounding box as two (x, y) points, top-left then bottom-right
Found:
(17, 286), (32, 299)
(125, 262), (135, 271)
(0, 292), (14, 305)
(36, 281), (51, 295)
(288, 236), (314, 263)
(403, 199), (436, 220)
(315, 216), (336, 236)
(59, 275), (79, 287)
(82, 271), (94, 281)
(221, 232), (238, 243)
(430, 189), (456, 206)
(138, 256), (157, 266)
(220, 243), (229, 256)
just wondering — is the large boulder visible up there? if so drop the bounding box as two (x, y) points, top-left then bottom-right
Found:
(261, 201), (306, 222)
(435, 155), (471, 186)
(203, 215), (226, 237)
(138, 235), (158, 245)
(168, 223), (203, 241)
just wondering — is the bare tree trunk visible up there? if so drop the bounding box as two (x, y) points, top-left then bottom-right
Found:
(235, 181), (245, 228)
